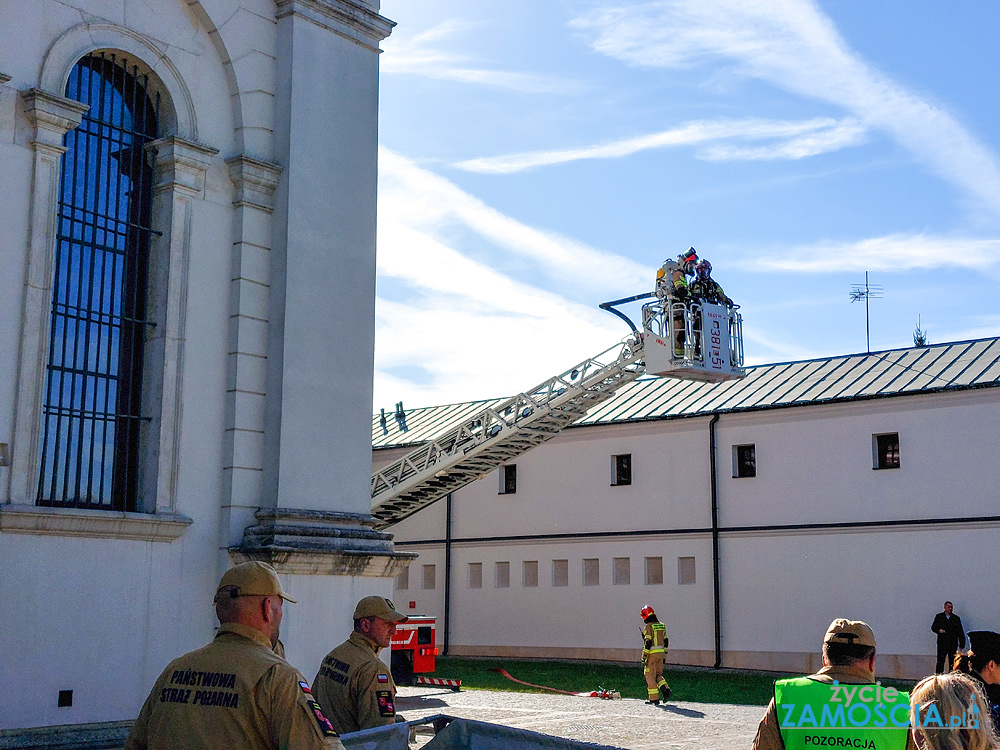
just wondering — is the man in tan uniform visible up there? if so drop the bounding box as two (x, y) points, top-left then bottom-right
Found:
(125, 561), (343, 750)
(312, 595), (408, 734)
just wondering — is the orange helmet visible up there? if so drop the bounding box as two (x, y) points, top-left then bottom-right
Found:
(640, 605), (655, 620)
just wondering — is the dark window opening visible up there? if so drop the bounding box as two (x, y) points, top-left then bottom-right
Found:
(499, 464), (517, 495)
(734, 444), (756, 478)
(37, 53), (159, 511)
(58, 690), (73, 708)
(612, 453), (632, 486)
(874, 433), (900, 470)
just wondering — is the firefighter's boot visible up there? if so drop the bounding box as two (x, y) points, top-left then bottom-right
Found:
(658, 681), (672, 702)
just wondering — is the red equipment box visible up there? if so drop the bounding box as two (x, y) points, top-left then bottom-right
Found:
(390, 615), (437, 685)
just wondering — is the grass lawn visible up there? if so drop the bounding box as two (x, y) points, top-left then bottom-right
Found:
(428, 658), (915, 706)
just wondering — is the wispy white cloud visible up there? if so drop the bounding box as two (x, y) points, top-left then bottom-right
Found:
(379, 148), (650, 291)
(746, 234), (1000, 273)
(700, 119), (867, 161)
(380, 20), (581, 94)
(374, 149), (645, 407)
(571, 0), (1000, 221)
(453, 116), (865, 173)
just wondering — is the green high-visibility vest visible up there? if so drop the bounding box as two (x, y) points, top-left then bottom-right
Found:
(774, 677), (910, 750)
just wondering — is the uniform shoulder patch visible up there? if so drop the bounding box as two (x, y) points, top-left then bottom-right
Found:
(299, 681), (337, 737)
(376, 689), (395, 717)
(377, 674), (389, 684)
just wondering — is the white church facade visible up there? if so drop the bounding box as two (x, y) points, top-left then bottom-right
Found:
(0, 0), (406, 739)
(380, 338), (1000, 681)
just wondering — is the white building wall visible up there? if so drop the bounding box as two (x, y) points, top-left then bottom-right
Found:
(0, 0), (396, 732)
(387, 388), (1000, 679)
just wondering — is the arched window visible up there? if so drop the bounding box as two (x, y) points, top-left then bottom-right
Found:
(37, 54), (160, 511)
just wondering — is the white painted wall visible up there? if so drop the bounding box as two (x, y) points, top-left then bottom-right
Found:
(0, 0), (392, 730)
(387, 388), (1000, 678)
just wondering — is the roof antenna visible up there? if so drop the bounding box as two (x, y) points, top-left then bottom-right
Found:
(849, 272), (883, 353)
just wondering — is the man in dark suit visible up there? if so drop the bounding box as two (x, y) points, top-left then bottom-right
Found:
(931, 601), (966, 673)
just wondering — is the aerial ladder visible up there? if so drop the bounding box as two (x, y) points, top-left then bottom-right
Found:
(370, 264), (746, 528)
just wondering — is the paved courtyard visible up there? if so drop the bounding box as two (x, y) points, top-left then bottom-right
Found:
(396, 686), (763, 749)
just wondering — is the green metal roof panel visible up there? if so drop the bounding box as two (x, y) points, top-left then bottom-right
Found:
(970, 340), (1000, 384)
(373, 337), (1000, 448)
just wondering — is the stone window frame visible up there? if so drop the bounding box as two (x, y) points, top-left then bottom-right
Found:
(2, 25), (214, 541)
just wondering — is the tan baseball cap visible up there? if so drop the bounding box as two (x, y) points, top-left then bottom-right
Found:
(824, 618), (876, 649)
(353, 595), (408, 623)
(214, 561), (296, 603)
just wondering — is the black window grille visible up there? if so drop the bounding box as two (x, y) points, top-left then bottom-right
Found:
(499, 464), (517, 495)
(37, 54), (159, 511)
(612, 453), (632, 486)
(874, 433), (900, 470)
(734, 444), (756, 478)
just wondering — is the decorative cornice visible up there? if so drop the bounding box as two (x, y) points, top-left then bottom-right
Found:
(147, 136), (219, 196)
(274, 0), (395, 50)
(231, 507), (416, 577)
(19, 88), (89, 150)
(231, 548), (417, 577)
(226, 155), (283, 213)
(0, 503), (192, 542)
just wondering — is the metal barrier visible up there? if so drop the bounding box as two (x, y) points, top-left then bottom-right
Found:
(340, 715), (620, 750)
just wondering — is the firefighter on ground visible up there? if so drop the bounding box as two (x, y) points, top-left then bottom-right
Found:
(640, 605), (672, 704)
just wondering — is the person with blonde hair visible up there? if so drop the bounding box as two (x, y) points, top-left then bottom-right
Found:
(910, 672), (996, 750)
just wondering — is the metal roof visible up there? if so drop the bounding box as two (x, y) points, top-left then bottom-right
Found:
(373, 337), (1000, 449)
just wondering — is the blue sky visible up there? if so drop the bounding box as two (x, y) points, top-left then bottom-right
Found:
(373, 0), (1000, 410)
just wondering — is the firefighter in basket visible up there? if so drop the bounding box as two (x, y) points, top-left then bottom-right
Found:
(690, 259), (734, 308)
(640, 605), (672, 704)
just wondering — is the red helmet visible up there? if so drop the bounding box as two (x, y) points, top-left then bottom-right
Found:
(640, 605), (655, 620)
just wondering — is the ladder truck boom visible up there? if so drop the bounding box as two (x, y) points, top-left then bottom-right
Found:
(371, 264), (745, 529)
(371, 336), (644, 528)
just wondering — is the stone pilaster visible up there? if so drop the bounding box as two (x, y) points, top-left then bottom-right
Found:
(221, 156), (282, 546)
(8, 90), (89, 504)
(144, 136), (219, 512)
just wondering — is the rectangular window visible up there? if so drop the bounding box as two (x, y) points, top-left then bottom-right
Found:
(733, 444), (756, 478)
(611, 454), (632, 486)
(498, 464), (517, 494)
(678, 557), (696, 585)
(553, 559), (569, 587)
(523, 560), (539, 588)
(422, 564), (436, 590)
(645, 557), (663, 585)
(583, 558), (600, 586)
(613, 557), (630, 585)
(873, 433), (900, 470)
(495, 561), (510, 588)
(395, 567), (409, 591)
(468, 562), (482, 589)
